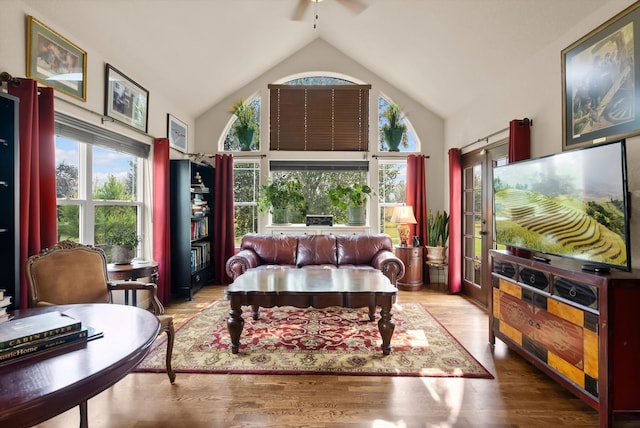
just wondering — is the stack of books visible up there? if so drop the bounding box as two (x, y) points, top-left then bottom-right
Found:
(0, 310), (101, 365)
(0, 289), (11, 323)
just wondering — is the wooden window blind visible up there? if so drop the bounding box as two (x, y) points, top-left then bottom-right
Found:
(269, 84), (371, 151)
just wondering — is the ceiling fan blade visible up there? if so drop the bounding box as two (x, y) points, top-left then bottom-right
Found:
(336, 0), (367, 14)
(291, 0), (309, 21)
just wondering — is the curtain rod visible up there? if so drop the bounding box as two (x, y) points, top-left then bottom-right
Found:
(371, 154), (430, 159)
(461, 118), (532, 150)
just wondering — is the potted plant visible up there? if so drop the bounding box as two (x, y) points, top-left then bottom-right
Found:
(230, 99), (258, 151)
(426, 210), (449, 264)
(328, 183), (374, 226)
(380, 102), (408, 151)
(258, 176), (307, 224)
(106, 229), (140, 264)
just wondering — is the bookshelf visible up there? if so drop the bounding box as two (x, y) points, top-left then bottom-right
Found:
(0, 94), (19, 310)
(170, 160), (214, 300)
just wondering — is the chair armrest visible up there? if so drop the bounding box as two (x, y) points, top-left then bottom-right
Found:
(225, 249), (260, 280)
(107, 280), (164, 315)
(371, 250), (406, 286)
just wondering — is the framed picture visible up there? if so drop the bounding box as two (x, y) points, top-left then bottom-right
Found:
(26, 16), (87, 101)
(104, 64), (149, 133)
(562, 2), (640, 150)
(167, 114), (188, 152)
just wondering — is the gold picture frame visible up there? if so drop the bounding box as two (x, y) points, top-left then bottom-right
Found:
(562, 2), (640, 150)
(26, 16), (87, 101)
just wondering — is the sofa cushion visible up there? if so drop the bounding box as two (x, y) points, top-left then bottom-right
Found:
(241, 233), (297, 265)
(336, 234), (393, 265)
(296, 234), (337, 267)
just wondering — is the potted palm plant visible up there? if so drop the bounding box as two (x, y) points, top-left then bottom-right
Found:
(328, 183), (374, 226)
(106, 229), (140, 264)
(230, 99), (258, 151)
(258, 176), (307, 224)
(426, 210), (449, 264)
(380, 102), (408, 151)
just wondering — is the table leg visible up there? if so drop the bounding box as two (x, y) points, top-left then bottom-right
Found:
(251, 304), (260, 320)
(378, 301), (395, 355)
(227, 299), (244, 354)
(368, 305), (375, 321)
(79, 400), (88, 428)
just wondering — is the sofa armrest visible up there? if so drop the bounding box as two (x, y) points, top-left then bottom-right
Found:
(371, 250), (405, 286)
(225, 249), (260, 280)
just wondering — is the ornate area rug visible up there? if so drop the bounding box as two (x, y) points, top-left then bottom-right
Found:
(135, 300), (493, 378)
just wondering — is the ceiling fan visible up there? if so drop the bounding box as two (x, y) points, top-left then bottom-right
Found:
(291, 0), (368, 21)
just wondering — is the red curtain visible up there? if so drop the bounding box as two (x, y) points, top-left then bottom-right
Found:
(212, 154), (235, 284)
(406, 154), (429, 283)
(447, 148), (462, 293)
(152, 138), (172, 304)
(8, 79), (57, 309)
(508, 118), (531, 162)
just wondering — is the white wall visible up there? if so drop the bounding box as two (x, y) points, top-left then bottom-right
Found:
(446, 0), (640, 269)
(0, 1), (193, 151)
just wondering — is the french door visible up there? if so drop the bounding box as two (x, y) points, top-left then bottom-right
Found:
(460, 143), (508, 308)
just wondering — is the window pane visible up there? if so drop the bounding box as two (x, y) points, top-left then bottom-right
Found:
(224, 98), (261, 151)
(233, 161), (260, 242)
(378, 161), (407, 245)
(378, 97), (417, 152)
(234, 205), (258, 243)
(270, 169), (367, 225)
(95, 205), (138, 262)
(92, 146), (137, 201)
(57, 205), (79, 241)
(55, 136), (79, 199)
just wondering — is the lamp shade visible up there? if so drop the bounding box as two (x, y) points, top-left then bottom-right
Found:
(391, 206), (417, 224)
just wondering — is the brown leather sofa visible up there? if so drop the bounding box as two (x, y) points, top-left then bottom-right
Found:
(225, 233), (405, 285)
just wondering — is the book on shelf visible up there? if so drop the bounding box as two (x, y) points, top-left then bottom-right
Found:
(0, 288), (5, 300)
(0, 295), (11, 309)
(0, 310), (82, 350)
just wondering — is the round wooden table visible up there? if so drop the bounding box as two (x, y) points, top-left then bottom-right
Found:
(0, 304), (160, 427)
(107, 260), (159, 306)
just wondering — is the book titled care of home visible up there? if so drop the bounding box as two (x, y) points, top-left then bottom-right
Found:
(0, 311), (82, 349)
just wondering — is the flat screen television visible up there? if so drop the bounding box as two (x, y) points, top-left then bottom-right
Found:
(493, 140), (631, 271)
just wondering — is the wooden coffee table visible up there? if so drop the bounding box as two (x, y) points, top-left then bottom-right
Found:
(225, 269), (398, 355)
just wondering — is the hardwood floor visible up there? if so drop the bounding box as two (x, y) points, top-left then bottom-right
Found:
(33, 284), (610, 428)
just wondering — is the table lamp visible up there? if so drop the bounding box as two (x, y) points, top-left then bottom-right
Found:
(391, 205), (417, 246)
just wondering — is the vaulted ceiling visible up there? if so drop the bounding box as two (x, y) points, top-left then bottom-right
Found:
(24, 0), (608, 120)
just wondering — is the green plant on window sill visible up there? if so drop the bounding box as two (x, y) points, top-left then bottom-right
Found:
(328, 183), (374, 209)
(380, 102), (408, 151)
(258, 176), (308, 216)
(230, 99), (258, 151)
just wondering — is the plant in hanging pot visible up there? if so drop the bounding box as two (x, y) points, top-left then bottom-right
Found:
(328, 183), (374, 226)
(106, 229), (140, 264)
(426, 210), (449, 264)
(230, 99), (258, 151)
(380, 102), (408, 151)
(258, 176), (308, 225)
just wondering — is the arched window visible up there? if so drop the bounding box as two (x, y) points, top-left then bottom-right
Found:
(223, 97), (261, 152)
(378, 96), (418, 152)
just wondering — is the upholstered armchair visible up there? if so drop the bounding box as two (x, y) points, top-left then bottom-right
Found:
(24, 240), (175, 383)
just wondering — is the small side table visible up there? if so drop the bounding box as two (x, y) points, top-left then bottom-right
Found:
(107, 260), (159, 306)
(394, 245), (423, 291)
(426, 262), (448, 289)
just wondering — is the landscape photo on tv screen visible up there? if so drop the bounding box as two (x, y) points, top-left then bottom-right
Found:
(493, 141), (629, 270)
